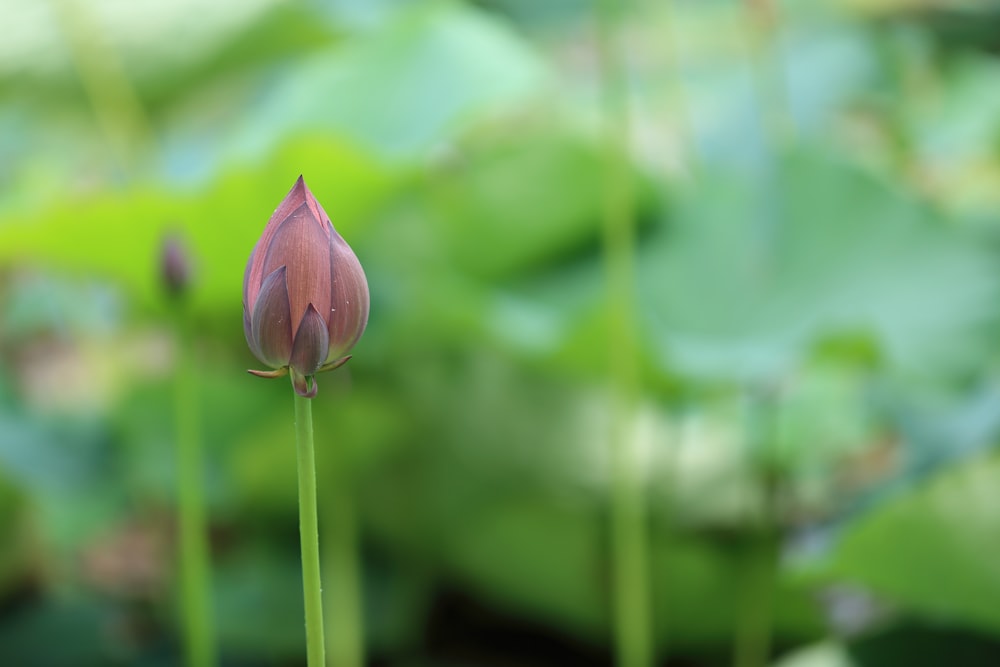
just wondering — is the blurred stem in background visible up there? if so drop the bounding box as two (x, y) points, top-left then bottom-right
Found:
(732, 5), (790, 658)
(872, 25), (922, 172)
(163, 234), (216, 667)
(661, 0), (699, 179)
(294, 390), (327, 667)
(52, 0), (151, 173)
(325, 400), (365, 667)
(741, 0), (792, 144)
(173, 311), (217, 667)
(596, 2), (654, 667)
(733, 390), (782, 667)
(736, 14), (791, 657)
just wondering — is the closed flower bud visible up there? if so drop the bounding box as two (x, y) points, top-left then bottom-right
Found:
(243, 176), (370, 397)
(161, 233), (192, 299)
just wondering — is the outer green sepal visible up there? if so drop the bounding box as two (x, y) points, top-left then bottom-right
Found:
(248, 367), (289, 379)
(317, 355), (352, 374)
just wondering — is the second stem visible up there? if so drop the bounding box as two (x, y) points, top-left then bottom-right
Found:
(596, 2), (653, 666)
(174, 317), (215, 667)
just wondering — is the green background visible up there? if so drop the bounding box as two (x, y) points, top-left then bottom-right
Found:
(2, 0), (1000, 665)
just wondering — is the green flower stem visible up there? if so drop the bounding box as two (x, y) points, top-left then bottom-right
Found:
(326, 477), (364, 667)
(174, 319), (216, 667)
(294, 388), (326, 667)
(596, 2), (653, 667)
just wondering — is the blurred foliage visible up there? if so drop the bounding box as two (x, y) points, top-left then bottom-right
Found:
(2, 0), (1000, 665)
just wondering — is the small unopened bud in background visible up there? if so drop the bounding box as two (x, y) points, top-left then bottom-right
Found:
(243, 176), (370, 398)
(161, 233), (193, 300)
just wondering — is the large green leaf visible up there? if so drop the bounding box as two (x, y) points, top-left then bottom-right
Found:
(0, 137), (402, 313)
(212, 547), (309, 660)
(431, 133), (607, 280)
(445, 494), (608, 637)
(0, 0), (290, 93)
(640, 146), (999, 381)
(0, 600), (124, 667)
(825, 451), (1000, 635)
(230, 1), (549, 160)
(357, 349), (826, 646)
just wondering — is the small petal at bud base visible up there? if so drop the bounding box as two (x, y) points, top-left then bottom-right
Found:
(246, 355), (351, 398)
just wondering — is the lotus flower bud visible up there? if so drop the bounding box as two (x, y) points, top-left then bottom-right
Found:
(243, 176), (370, 397)
(161, 233), (192, 299)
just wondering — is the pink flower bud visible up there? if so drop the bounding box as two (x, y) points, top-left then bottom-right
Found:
(161, 233), (193, 299)
(243, 176), (370, 397)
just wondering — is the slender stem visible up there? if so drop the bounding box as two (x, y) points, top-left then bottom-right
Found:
(733, 477), (780, 667)
(52, 0), (151, 172)
(731, 1), (786, 657)
(662, 0), (699, 178)
(294, 389), (326, 667)
(174, 319), (216, 667)
(609, 406), (653, 667)
(596, 2), (653, 667)
(326, 476), (364, 667)
(733, 392), (781, 667)
(741, 0), (791, 145)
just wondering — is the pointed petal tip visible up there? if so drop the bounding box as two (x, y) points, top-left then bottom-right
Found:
(278, 176), (309, 211)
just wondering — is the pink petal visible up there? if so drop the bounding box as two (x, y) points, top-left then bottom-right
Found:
(250, 266), (293, 368)
(244, 177), (329, 311)
(243, 246), (259, 313)
(297, 176), (334, 233)
(260, 203), (332, 336)
(289, 304), (330, 377)
(326, 225), (371, 361)
(242, 301), (253, 354)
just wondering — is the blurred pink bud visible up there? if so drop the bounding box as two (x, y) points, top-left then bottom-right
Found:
(243, 176), (370, 397)
(161, 233), (192, 299)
